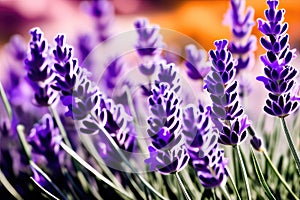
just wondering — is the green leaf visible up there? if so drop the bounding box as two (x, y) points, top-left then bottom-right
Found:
(250, 148), (276, 200)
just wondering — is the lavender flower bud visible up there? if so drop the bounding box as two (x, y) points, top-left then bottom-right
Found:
(134, 18), (164, 57)
(183, 104), (228, 188)
(134, 18), (165, 76)
(27, 114), (61, 157)
(145, 83), (189, 174)
(224, 0), (257, 72)
(256, 0), (299, 118)
(205, 39), (250, 145)
(185, 44), (211, 80)
(182, 104), (217, 159)
(194, 148), (228, 188)
(82, 0), (114, 42)
(51, 34), (137, 165)
(250, 135), (263, 152)
(102, 57), (123, 96)
(155, 62), (181, 94)
(25, 28), (58, 106)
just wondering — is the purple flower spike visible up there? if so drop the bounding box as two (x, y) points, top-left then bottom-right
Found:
(103, 57), (123, 95)
(224, 0), (257, 72)
(134, 18), (164, 57)
(27, 114), (61, 157)
(5, 35), (27, 62)
(82, 0), (114, 42)
(194, 148), (228, 188)
(218, 116), (249, 145)
(257, 0), (299, 118)
(134, 18), (165, 76)
(25, 27), (58, 106)
(205, 39), (250, 145)
(155, 62), (181, 94)
(183, 104), (228, 188)
(51, 33), (137, 165)
(145, 83), (189, 174)
(182, 104), (217, 159)
(185, 44), (211, 80)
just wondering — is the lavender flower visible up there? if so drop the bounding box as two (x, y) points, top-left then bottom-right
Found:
(183, 104), (228, 188)
(185, 44), (211, 80)
(25, 28), (58, 106)
(4, 35), (27, 63)
(256, 0), (299, 117)
(182, 104), (217, 160)
(155, 62), (181, 94)
(102, 57), (123, 96)
(134, 18), (165, 76)
(250, 135), (263, 151)
(51, 33), (137, 161)
(145, 83), (189, 174)
(194, 148), (228, 188)
(27, 114), (62, 165)
(204, 40), (250, 145)
(83, 0), (114, 42)
(224, 0), (257, 72)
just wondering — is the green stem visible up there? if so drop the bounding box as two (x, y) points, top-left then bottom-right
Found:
(60, 142), (134, 200)
(17, 125), (68, 200)
(220, 185), (232, 200)
(175, 172), (191, 200)
(0, 82), (12, 120)
(227, 170), (241, 200)
(0, 170), (23, 200)
(234, 146), (251, 200)
(231, 147), (240, 188)
(48, 106), (72, 148)
(281, 117), (300, 174)
(250, 148), (276, 200)
(263, 150), (299, 199)
(90, 115), (168, 200)
(30, 177), (60, 200)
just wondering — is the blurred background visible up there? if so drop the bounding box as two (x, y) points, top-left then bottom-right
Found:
(0, 0), (300, 120)
(0, 0), (300, 50)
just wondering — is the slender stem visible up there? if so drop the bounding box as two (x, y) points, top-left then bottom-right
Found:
(0, 82), (12, 120)
(90, 115), (168, 200)
(30, 177), (60, 200)
(0, 170), (23, 200)
(17, 125), (31, 160)
(235, 146), (251, 200)
(231, 147), (240, 188)
(60, 142), (134, 200)
(17, 125), (68, 200)
(80, 135), (125, 189)
(220, 185), (232, 200)
(280, 117), (300, 174)
(227, 170), (241, 200)
(49, 106), (72, 148)
(250, 148), (276, 200)
(175, 172), (191, 200)
(263, 150), (299, 199)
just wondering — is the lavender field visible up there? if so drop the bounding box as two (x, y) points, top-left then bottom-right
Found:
(0, 0), (300, 199)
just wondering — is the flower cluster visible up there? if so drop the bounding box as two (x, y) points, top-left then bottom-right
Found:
(50, 33), (137, 160)
(205, 40), (250, 145)
(145, 83), (189, 174)
(77, 0), (115, 63)
(183, 104), (228, 188)
(185, 44), (211, 81)
(224, 0), (257, 73)
(134, 18), (165, 76)
(25, 28), (58, 106)
(257, 0), (299, 117)
(27, 114), (62, 165)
